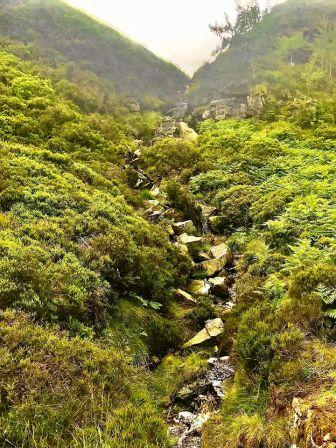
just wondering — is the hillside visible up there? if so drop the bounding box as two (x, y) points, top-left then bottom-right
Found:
(1, 1), (336, 447)
(190, 0), (336, 106)
(0, 0), (188, 104)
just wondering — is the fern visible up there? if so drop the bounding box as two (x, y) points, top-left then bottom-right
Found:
(316, 284), (336, 305)
(324, 308), (336, 319)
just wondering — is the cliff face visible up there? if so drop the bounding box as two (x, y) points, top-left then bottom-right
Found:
(0, 0), (189, 103)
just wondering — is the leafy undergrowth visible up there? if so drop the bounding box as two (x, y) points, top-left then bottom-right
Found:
(0, 47), (193, 447)
(187, 118), (336, 447)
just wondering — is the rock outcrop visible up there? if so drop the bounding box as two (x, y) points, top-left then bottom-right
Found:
(201, 94), (265, 121)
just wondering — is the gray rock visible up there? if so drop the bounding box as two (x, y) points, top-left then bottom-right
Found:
(183, 318), (224, 348)
(177, 122), (198, 142)
(199, 258), (225, 277)
(188, 280), (211, 296)
(210, 243), (233, 266)
(172, 220), (194, 235)
(179, 233), (203, 245)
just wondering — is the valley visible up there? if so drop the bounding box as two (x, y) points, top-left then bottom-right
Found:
(0, 0), (335, 447)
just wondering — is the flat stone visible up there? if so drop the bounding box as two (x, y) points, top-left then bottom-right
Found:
(172, 220), (194, 235)
(199, 258), (225, 277)
(146, 199), (160, 206)
(188, 280), (210, 296)
(183, 328), (211, 348)
(176, 289), (198, 305)
(183, 318), (224, 348)
(210, 243), (233, 266)
(179, 233), (203, 245)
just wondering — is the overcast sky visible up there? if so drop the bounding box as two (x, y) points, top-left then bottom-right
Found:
(66, 0), (284, 75)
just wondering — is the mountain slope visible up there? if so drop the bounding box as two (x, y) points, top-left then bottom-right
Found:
(190, 0), (336, 106)
(0, 0), (189, 103)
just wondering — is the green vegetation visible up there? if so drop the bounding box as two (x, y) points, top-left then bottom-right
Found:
(0, 43), (195, 446)
(0, 0), (188, 105)
(1, 0), (336, 447)
(191, 0), (336, 106)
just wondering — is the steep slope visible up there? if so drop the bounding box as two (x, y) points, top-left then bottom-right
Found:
(0, 0), (189, 103)
(190, 0), (336, 106)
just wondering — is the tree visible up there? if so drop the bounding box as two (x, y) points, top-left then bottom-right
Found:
(210, 0), (270, 55)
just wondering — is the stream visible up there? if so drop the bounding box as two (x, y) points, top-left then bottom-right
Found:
(168, 356), (235, 447)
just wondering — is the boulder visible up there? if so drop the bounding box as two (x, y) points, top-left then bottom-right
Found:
(183, 318), (225, 348)
(205, 318), (225, 337)
(188, 280), (211, 296)
(172, 220), (194, 235)
(209, 96), (248, 120)
(210, 243), (233, 266)
(179, 233), (203, 245)
(176, 289), (198, 305)
(177, 122), (199, 142)
(208, 277), (229, 298)
(199, 258), (225, 277)
(183, 327), (211, 348)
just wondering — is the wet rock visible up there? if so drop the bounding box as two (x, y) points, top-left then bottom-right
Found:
(148, 210), (164, 222)
(170, 411), (209, 448)
(199, 258), (225, 277)
(177, 122), (198, 142)
(179, 233), (203, 245)
(206, 356), (235, 398)
(188, 280), (211, 296)
(172, 220), (194, 235)
(168, 101), (188, 120)
(183, 318), (224, 348)
(133, 168), (153, 189)
(155, 117), (178, 138)
(169, 356), (234, 448)
(210, 243), (233, 266)
(208, 277), (229, 298)
(176, 289), (198, 305)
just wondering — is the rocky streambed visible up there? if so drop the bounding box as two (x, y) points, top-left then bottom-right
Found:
(168, 356), (235, 448)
